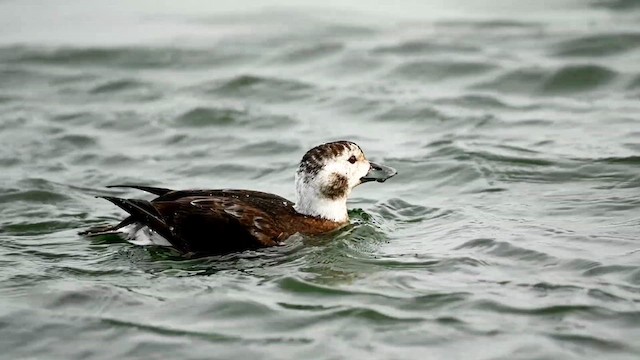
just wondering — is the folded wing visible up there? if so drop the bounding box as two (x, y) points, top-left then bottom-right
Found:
(98, 194), (288, 254)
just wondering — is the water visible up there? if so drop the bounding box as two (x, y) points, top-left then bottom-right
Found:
(1, 0), (639, 358)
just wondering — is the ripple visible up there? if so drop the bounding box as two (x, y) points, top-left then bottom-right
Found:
(553, 33), (640, 57)
(587, 288), (629, 303)
(375, 198), (448, 223)
(277, 302), (338, 311)
(0, 66), (65, 89)
(375, 103), (446, 123)
(628, 269), (640, 285)
(0, 190), (70, 204)
(179, 163), (257, 178)
(235, 141), (301, 156)
(436, 19), (543, 30)
(390, 60), (496, 81)
(173, 106), (297, 130)
(55, 134), (98, 148)
(278, 276), (382, 297)
(46, 284), (146, 310)
(629, 74), (640, 89)
(542, 64), (617, 93)
(100, 317), (240, 342)
(321, 50), (386, 76)
(591, 0), (640, 10)
(202, 75), (314, 102)
(3, 46), (249, 69)
(548, 333), (631, 352)
(435, 94), (515, 109)
(174, 107), (246, 127)
(83, 78), (164, 102)
(90, 79), (143, 93)
(51, 111), (96, 124)
(456, 238), (556, 264)
(528, 281), (583, 293)
(327, 95), (391, 115)
(594, 156), (640, 165)
(472, 299), (630, 317)
(272, 42), (344, 63)
(476, 65), (618, 94)
(381, 198), (434, 217)
(372, 40), (480, 55)
(54, 266), (134, 278)
(467, 149), (554, 166)
(1, 220), (77, 236)
(328, 306), (425, 323)
(488, 156), (640, 186)
(276, 276), (473, 316)
(583, 264), (638, 277)
(473, 68), (548, 94)
(0, 95), (17, 103)
(360, 255), (487, 272)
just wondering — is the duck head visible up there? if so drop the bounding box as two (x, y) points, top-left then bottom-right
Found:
(294, 141), (397, 222)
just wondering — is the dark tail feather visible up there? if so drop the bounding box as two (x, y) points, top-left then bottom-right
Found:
(97, 196), (175, 241)
(106, 185), (173, 196)
(98, 196), (165, 226)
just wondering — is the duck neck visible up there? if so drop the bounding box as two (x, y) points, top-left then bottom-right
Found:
(294, 175), (349, 223)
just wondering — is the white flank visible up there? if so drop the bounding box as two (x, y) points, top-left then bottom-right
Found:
(120, 224), (172, 247)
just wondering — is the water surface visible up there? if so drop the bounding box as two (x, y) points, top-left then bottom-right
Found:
(1, 1), (639, 359)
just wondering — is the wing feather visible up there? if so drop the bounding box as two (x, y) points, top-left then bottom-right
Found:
(188, 198), (283, 246)
(106, 184), (173, 196)
(95, 191), (295, 255)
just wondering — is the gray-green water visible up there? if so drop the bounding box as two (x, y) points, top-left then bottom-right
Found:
(1, 0), (639, 359)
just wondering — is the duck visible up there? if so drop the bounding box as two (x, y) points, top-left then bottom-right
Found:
(81, 141), (397, 255)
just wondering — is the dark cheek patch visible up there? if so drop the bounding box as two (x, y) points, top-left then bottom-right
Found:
(321, 173), (349, 199)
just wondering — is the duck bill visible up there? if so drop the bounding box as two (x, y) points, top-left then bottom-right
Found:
(360, 162), (397, 183)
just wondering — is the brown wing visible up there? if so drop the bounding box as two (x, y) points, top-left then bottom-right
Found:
(149, 195), (293, 255)
(184, 197), (288, 244)
(96, 188), (294, 236)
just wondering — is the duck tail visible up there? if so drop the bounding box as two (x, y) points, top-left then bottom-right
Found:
(95, 196), (173, 243)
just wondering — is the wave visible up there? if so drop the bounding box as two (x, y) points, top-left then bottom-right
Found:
(0, 45), (250, 69)
(474, 64), (618, 95)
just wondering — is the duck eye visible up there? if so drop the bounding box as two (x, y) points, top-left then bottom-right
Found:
(348, 155), (357, 164)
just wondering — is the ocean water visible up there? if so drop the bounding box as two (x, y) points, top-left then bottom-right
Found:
(1, 0), (639, 359)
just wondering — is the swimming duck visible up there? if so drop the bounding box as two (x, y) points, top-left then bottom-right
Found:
(82, 141), (397, 255)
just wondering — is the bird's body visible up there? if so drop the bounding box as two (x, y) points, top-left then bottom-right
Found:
(82, 141), (396, 256)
